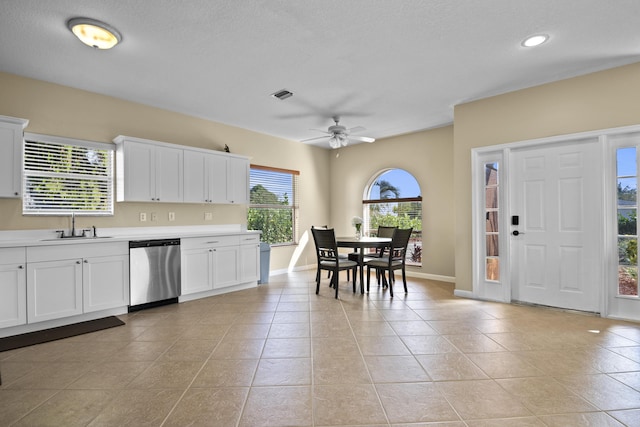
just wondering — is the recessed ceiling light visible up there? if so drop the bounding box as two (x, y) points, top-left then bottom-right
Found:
(522, 34), (549, 48)
(67, 17), (122, 49)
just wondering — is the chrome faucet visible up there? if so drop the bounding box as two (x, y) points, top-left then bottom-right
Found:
(70, 212), (76, 237)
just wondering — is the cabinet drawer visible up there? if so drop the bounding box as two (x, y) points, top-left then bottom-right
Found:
(181, 235), (240, 249)
(0, 247), (26, 265)
(27, 241), (129, 262)
(240, 234), (260, 245)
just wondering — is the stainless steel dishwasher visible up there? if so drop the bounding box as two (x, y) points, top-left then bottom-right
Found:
(129, 238), (181, 311)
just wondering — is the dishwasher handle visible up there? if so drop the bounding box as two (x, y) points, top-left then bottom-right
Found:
(129, 238), (181, 249)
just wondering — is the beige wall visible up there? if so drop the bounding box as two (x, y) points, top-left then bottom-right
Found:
(454, 61), (640, 291)
(0, 72), (331, 273)
(329, 126), (455, 278)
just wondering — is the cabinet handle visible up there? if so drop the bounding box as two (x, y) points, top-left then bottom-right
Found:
(207, 241), (219, 244)
(18, 265), (23, 269)
(14, 191), (19, 196)
(76, 260), (82, 264)
(84, 260), (88, 263)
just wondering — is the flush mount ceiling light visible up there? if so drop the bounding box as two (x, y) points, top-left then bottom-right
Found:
(67, 17), (121, 49)
(522, 34), (549, 48)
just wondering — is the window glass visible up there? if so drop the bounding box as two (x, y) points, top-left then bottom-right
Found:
(23, 136), (113, 215)
(248, 165), (299, 245)
(484, 162), (499, 281)
(364, 169), (422, 266)
(616, 147), (638, 296)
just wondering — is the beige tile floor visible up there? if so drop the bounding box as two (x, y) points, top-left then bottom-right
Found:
(2, 270), (640, 426)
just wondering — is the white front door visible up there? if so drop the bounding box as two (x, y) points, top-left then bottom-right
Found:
(510, 139), (602, 312)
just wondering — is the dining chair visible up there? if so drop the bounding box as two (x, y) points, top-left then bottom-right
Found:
(312, 225), (351, 281)
(365, 227), (413, 297)
(350, 225), (397, 284)
(311, 227), (358, 299)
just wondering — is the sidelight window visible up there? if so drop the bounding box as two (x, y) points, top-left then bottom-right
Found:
(616, 147), (638, 297)
(484, 162), (500, 281)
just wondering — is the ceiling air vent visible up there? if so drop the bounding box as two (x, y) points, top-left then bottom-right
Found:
(271, 89), (293, 100)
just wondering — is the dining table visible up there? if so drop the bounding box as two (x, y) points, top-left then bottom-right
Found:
(336, 236), (391, 293)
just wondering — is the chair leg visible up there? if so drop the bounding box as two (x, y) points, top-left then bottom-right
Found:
(352, 268), (356, 293)
(315, 269), (321, 295)
(402, 266), (408, 293)
(388, 270), (394, 298)
(333, 269), (339, 299)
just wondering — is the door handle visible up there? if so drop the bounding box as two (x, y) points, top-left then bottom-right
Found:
(512, 230), (525, 236)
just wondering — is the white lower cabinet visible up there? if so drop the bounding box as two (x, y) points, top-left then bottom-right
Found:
(26, 242), (129, 324)
(213, 245), (240, 289)
(181, 247), (213, 295)
(83, 255), (129, 313)
(181, 233), (260, 297)
(0, 247), (27, 328)
(27, 259), (83, 323)
(239, 237), (260, 283)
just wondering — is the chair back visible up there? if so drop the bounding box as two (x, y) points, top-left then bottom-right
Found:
(311, 227), (339, 263)
(377, 226), (396, 238)
(389, 228), (413, 262)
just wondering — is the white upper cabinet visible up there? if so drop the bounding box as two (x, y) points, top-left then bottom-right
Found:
(184, 150), (228, 204)
(114, 136), (183, 202)
(0, 115), (28, 198)
(227, 156), (250, 204)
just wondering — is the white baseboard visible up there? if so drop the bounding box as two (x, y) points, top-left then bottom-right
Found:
(453, 289), (475, 299)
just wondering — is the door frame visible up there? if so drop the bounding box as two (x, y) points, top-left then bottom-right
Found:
(471, 123), (640, 320)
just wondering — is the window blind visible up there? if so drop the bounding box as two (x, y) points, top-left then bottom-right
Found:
(248, 165), (299, 245)
(23, 134), (114, 215)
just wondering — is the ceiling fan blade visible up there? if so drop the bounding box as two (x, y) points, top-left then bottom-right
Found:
(301, 135), (330, 142)
(347, 126), (366, 134)
(349, 135), (376, 143)
(309, 128), (331, 134)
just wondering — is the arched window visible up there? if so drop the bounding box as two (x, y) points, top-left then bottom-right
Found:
(364, 169), (422, 266)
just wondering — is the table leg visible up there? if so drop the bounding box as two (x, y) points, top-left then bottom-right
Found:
(359, 251), (365, 293)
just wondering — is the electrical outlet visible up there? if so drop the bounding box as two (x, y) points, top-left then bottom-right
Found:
(151, 212), (158, 221)
(168, 212), (175, 221)
(139, 212), (147, 222)
(204, 212), (213, 220)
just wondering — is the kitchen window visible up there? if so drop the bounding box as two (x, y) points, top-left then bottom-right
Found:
(248, 165), (299, 245)
(22, 133), (114, 215)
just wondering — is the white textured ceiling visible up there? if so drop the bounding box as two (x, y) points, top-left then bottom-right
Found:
(1, 0), (640, 148)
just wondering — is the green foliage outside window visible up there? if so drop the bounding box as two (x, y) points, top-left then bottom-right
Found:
(248, 183), (295, 245)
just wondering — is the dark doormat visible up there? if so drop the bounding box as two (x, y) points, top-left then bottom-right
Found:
(0, 316), (125, 353)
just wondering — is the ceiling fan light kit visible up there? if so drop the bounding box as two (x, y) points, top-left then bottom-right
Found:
(303, 116), (375, 149)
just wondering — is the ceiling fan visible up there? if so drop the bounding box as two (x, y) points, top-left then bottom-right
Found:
(302, 116), (375, 149)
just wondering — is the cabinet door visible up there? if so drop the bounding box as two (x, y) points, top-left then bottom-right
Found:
(122, 142), (155, 201)
(208, 154), (229, 204)
(0, 122), (24, 198)
(83, 255), (129, 313)
(27, 259), (83, 323)
(212, 246), (239, 289)
(0, 263), (27, 328)
(155, 145), (183, 202)
(239, 243), (260, 283)
(183, 150), (208, 203)
(227, 157), (249, 204)
(181, 247), (213, 295)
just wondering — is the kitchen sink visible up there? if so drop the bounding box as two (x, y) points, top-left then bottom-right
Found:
(40, 236), (114, 241)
